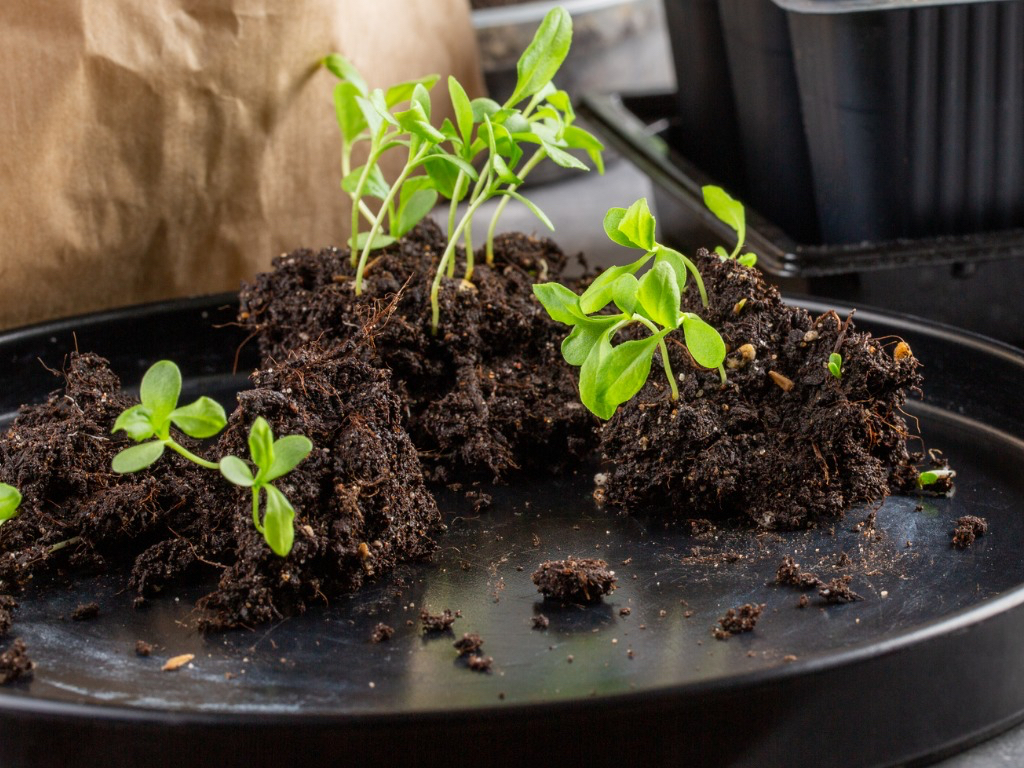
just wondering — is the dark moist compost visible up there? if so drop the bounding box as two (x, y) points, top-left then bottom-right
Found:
(532, 557), (617, 604)
(0, 596), (14, 638)
(0, 343), (441, 631)
(237, 222), (598, 483)
(0, 639), (32, 685)
(600, 249), (923, 529)
(713, 603), (764, 640)
(953, 516), (988, 549)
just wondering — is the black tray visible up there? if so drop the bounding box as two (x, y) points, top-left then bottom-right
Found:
(1, 295), (1023, 768)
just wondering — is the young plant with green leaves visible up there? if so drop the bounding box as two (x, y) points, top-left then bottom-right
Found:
(827, 352), (843, 380)
(534, 199), (727, 420)
(703, 186), (757, 268)
(0, 483), (21, 529)
(918, 468), (955, 489)
(219, 418), (313, 557)
(111, 361), (227, 473)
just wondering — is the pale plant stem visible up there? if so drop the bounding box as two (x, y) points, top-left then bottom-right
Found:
(431, 194), (491, 334)
(166, 440), (219, 471)
(634, 316), (679, 401)
(483, 149), (547, 269)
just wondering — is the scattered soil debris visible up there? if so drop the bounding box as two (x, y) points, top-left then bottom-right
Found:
(454, 632), (484, 656)
(798, 595), (810, 609)
(713, 603), (764, 640)
(776, 556), (822, 589)
(0, 595), (16, 639)
(0, 639), (33, 684)
(531, 614), (550, 630)
(467, 654), (493, 672)
(619, 607), (631, 617)
(371, 623), (395, 643)
(71, 602), (100, 622)
(532, 558), (616, 604)
(688, 519), (716, 538)
(819, 576), (863, 604)
(420, 608), (459, 633)
(135, 640), (153, 657)
(162, 653), (194, 672)
(952, 516), (988, 549)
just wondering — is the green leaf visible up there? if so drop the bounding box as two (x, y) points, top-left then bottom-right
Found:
(637, 261), (681, 329)
(738, 253), (758, 268)
(714, 246), (729, 259)
(561, 315), (621, 367)
(603, 207), (638, 249)
(448, 76), (475, 148)
(702, 185), (745, 235)
(579, 253), (653, 314)
(219, 455), (255, 487)
(395, 188), (438, 238)
(533, 283), (584, 325)
(333, 82), (368, 143)
(342, 163), (390, 200)
(595, 335), (661, 417)
(827, 352), (843, 379)
(370, 89), (398, 126)
(508, 6), (573, 106)
(248, 417), (275, 472)
(266, 435), (313, 482)
(348, 232), (398, 251)
(323, 54), (367, 94)
(499, 190), (552, 230)
(502, 112), (531, 136)
(411, 83), (432, 120)
(470, 97), (502, 123)
(0, 483), (22, 522)
(385, 74), (439, 108)
(483, 116), (522, 185)
(611, 273), (639, 315)
(421, 154), (462, 199)
(416, 149), (479, 181)
(356, 94), (384, 138)
(578, 329), (615, 419)
(262, 485), (296, 557)
(112, 441), (165, 474)
(112, 405), (155, 442)
(139, 361), (181, 421)
(540, 141), (589, 171)
(616, 198), (656, 251)
(653, 246), (689, 294)
(170, 396), (227, 439)
(545, 89), (573, 118)
(682, 315), (727, 369)
(562, 125), (604, 173)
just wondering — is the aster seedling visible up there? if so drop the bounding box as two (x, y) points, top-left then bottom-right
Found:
(533, 199), (727, 420)
(827, 352), (843, 380)
(703, 186), (757, 268)
(219, 417), (313, 557)
(0, 484), (21, 529)
(111, 361), (227, 473)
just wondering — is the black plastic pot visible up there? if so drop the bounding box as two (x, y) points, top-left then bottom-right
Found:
(579, 91), (1024, 347)
(661, 0), (1024, 244)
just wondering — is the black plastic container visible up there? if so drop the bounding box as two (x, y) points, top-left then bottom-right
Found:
(580, 91), (1024, 347)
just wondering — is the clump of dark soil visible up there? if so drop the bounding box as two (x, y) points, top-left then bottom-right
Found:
(466, 654), (493, 672)
(371, 623), (395, 643)
(819, 575), (863, 604)
(532, 557), (617, 604)
(454, 632), (484, 656)
(0, 344), (441, 631)
(0, 596), (15, 639)
(600, 250), (922, 529)
(0, 639), (32, 685)
(713, 603), (764, 640)
(953, 516), (988, 549)
(237, 222), (597, 482)
(421, 608), (459, 633)
(71, 602), (99, 621)
(776, 556), (822, 589)
(531, 613), (549, 630)
(135, 640), (153, 657)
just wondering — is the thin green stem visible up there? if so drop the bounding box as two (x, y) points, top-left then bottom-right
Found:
(679, 253), (709, 308)
(252, 488), (263, 533)
(48, 536), (81, 554)
(483, 148), (547, 269)
(633, 317), (679, 401)
(448, 170), (466, 241)
(431, 194), (492, 334)
(166, 439), (219, 471)
(349, 146), (379, 268)
(460, 218), (473, 278)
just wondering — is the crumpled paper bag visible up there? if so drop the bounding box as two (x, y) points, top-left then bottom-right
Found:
(0, 0), (482, 329)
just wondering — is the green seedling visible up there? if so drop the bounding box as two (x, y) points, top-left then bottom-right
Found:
(534, 199), (727, 420)
(918, 469), (955, 489)
(111, 361), (227, 473)
(827, 352), (843, 380)
(0, 483), (22, 529)
(704, 185), (757, 268)
(219, 418), (313, 557)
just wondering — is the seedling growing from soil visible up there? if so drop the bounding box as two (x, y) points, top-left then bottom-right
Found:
(534, 199), (727, 419)
(111, 361), (227, 473)
(827, 352), (843, 380)
(0, 484), (21, 529)
(219, 418), (313, 557)
(703, 185), (757, 268)
(918, 469), (955, 488)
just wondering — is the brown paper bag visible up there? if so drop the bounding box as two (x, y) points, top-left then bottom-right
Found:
(0, 0), (482, 329)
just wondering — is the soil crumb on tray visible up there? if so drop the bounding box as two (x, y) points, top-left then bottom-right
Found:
(371, 623), (395, 643)
(952, 516), (988, 549)
(454, 632), (484, 656)
(135, 640), (153, 657)
(776, 556), (822, 589)
(599, 250), (923, 529)
(531, 614), (549, 630)
(819, 575), (863, 604)
(0, 639), (33, 684)
(466, 654), (493, 672)
(71, 602), (99, 621)
(421, 608), (459, 634)
(532, 557), (617, 604)
(713, 603), (764, 640)
(237, 222), (598, 482)
(0, 596), (16, 639)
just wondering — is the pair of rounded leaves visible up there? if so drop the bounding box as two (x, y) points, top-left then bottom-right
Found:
(111, 361), (227, 473)
(219, 418), (313, 558)
(0, 483), (21, 528)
